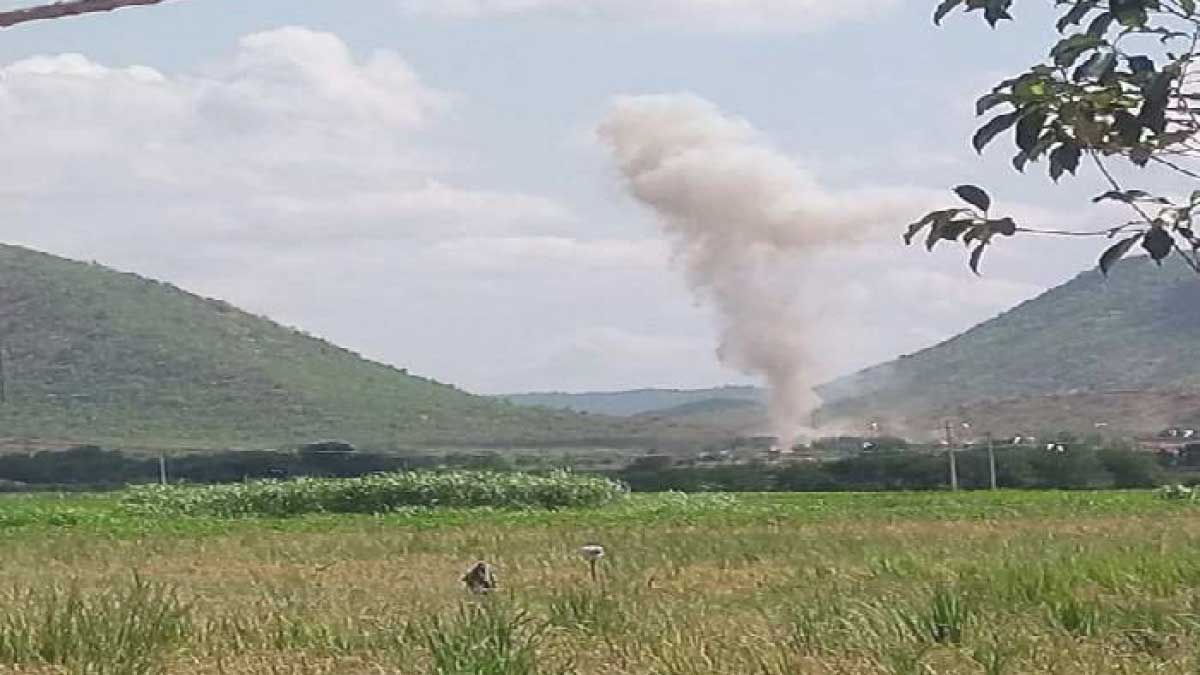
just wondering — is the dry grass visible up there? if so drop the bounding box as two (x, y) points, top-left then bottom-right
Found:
(2, 494), (1200, 673)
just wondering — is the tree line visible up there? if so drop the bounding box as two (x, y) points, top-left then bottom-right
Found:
(0, 444), (515, 491)
(616, 445), (1170, 492)
(0, 441), (1184, 493)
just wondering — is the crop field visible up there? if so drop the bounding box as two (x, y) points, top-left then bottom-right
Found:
(2, 485), (1200, 674)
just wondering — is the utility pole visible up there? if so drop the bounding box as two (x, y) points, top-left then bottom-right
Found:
(158, 451), (168, 485)
(944, 421), (959, 492)
(987, 432), (998, 491)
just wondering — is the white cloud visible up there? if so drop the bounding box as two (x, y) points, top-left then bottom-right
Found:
(398, 0), (900, 32)
(0, 27), (573, 251)
(213, 27), (445, 132)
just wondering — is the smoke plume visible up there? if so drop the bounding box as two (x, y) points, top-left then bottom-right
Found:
(598, 94), (920, 446)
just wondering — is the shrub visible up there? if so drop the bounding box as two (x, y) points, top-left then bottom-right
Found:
(121, 470), (627, 517)
(1157, 484), (1198, 501)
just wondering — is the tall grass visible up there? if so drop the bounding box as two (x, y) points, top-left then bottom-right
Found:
(547, 588), (625, 635)
(420, 602), (557, 675)
(1, 491), (1199, 673)
(0, 575), (188, 675)
(121, 470), (627, 517)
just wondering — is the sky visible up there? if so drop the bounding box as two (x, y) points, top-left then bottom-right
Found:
(0, 0), (1151, 394)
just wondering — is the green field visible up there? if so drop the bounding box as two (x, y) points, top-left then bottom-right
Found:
(2, 490), (1200, 674)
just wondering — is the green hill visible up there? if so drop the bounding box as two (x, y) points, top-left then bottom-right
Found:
(818, 256), (1200, 435)
(0, 245), (719, 451)
(501, 386), (765, 417)
(634, 398), (768, 435)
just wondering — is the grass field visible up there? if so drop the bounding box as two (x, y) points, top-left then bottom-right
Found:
(2, 490), (1200, 674)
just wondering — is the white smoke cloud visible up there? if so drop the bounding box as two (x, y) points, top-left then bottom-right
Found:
(599, 93), (931, 445)
(399, 0), (899, 32)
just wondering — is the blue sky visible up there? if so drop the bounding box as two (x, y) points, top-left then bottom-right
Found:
(0, 0), (1142, 394)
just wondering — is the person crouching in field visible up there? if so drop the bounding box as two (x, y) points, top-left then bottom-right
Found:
(462, 561), (496, 594)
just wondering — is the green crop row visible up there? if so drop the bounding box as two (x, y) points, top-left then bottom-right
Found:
(120, 470), (628, 517)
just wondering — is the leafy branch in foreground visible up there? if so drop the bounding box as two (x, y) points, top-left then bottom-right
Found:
(0, 0), (172, 28)
(904, 185), (1018, 274)
(910, 0), (1200, 275)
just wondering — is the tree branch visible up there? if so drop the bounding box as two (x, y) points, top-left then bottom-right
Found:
(1090, 151), (1200, 273)
(0, 0), (171, 29)
(1015, 224), (1142, 238)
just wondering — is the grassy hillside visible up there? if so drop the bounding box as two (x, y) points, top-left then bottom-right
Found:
(634, 397), (768, 435)
(0, 245), (719, 451)
(818, 256), (1200, 434)
(501, 385), (765, 417)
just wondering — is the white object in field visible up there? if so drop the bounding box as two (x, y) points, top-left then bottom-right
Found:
(580, 545), (605, 561)
(580, 544), (605, 583)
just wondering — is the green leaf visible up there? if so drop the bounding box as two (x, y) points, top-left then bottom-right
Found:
(1049, 142), (1082, 181)
(1143, 227), (1173, 262)
(975, 92), (1011, 116)
(1012, 151), (1030, 173)
(970, 244), (988, 275)
(1126, 55), (1155, 74)
(1075, 51), (1115, 81)
(1013, 76), (1047, 99)
(1027, 132), (1057, 162)
(1051, 34), (1103, 68)
(983, 0), (1013, 26)
(1016, 109), (1046, 154)
(934, 0), (965, 24)
(942, 219), (974, 241)
(963, 223), (991, 246)
(1085, 11), (1114, 38)
(1111, 0), (1148, 26)
(1113, 110), (1142, 146)
(1138, 71), (1173, 134)
(905, 208), (965, 245)
(954, 185), (992, 212)
(988, 217), (1017, 236)
(1099, 233), (1143, 275)
(1049, 156), (1064, 181)
(973, 111), (1020, 152)
(924, 214), (950, 251)
(904, 214), (935, 245)
(1056, 1), (1096, 32)
(923, 213), (976, 251)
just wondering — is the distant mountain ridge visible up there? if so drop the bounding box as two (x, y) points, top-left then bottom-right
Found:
(816, 255), (1200, 435)
(500, 386), (766, 417)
